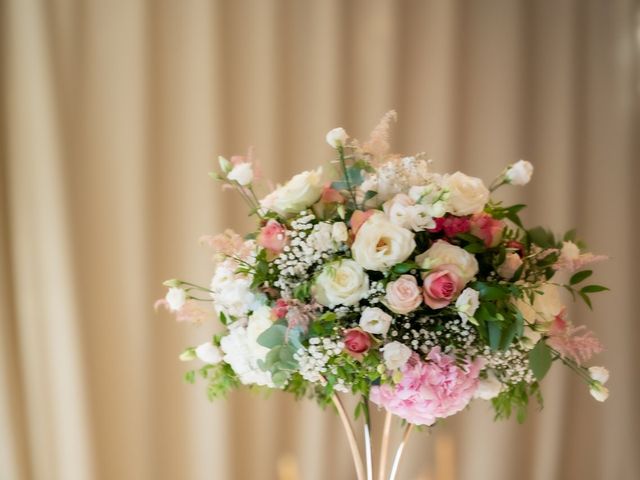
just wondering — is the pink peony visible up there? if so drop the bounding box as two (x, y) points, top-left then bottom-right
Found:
(422, 267), (461, 309)
(257, 220), (288, 255)
(385, 275), (423, 314)
(344, 328), (371, 357)
(469, 213), (504, 247)
(370, 348), (482, 426)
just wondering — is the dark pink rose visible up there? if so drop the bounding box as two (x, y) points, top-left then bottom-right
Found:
(428, 215), (471, 238)
(469, 213), (504, 247)
(344, 328), (371, 356)
(422, 267), (461, 309)
(257, 219), (288, 255)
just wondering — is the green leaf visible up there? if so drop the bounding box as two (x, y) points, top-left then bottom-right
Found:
(580, 285), (609, 294)
(579, 291), (593, 310)
(528, 227), (556, 248)
(464, 243), (486, 253)
(563, 229), (577, 242)
(570, 270), (592, 285)
(219, 311), (229, 326)
(184, 370), (196, 384)
(363, 190), (378, 202)
(528, 341), (552, 381)
(257, 323), (287, 348)
(488, 322), (502, 351)
(472, 282), (508, 301)
(392, 262), (419, 274)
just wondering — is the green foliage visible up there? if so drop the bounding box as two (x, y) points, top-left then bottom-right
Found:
(528, 340), (552, 381)
(570, 270), (593, 285)
(206, 363), (241, 400)
(492, 382), (543, 423)
(485, 203), (526, 228)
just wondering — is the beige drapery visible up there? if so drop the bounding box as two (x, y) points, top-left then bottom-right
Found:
(1, 1), (639, 479)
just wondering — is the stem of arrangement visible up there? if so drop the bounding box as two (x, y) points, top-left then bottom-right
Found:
(337, 145), (358, 208)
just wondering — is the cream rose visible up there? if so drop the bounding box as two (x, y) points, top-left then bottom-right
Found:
(442, 172), (489, 215)
(415, 240), (479, 284)
(515, 283), (564, 326)
(314, 259), (369, 308)
(351, 213), (416, 271)
(260, 168), (323, 216)
(359, 307), (393, 335)
(385, 275), (422, 314)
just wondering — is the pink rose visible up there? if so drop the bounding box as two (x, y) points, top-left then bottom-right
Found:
(385, 275), (422, 314)
(344, 328), (371, 357)
(422, 267), (461, 309)
(320, 183), (345, 203)
(469, 213), (504, 247)
(257, 219), (288, 255)
(350, 210), (376, 236)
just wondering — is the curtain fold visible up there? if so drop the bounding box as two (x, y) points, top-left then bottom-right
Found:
(1, 1), (638, 479)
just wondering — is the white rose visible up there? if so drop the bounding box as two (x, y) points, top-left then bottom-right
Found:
(590, 383), (609, 402)
(415, 240), (479, 284)
(383, 194), (435, 231)
(332, 222), (348, 243)
(497, 252), (523, 279)
(455, 288), (480, 324)
(382, 341), (412, 370)
(227, 162), (254, 186)
(442, 172), (489, 215)
(260, 168), (323, 216)
(326, 127), (348, 148)
(359, 307), (393, 335)
(474, 371), (503, 400)
(166, 287), (186, 311)
(588, 366), (610, 384)
(314, 259), (369, 308)
(505, 160), (533, 186)
(351, 213), (416, 271)
(195, 342), (224, 364)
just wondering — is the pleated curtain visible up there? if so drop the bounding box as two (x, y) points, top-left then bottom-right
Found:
(1, 1), (638, 479)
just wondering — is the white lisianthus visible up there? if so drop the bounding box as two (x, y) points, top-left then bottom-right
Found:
(589, 366), (610, 384)
(331, 222), (349, 243)
(195, 342), (224, 364)
(326, 127), (348, 148)
(455, 288), (480, 324)
(260, 168), (324, 216)
(359, 307), (393, 335)
(220, 306), (275, 387)
(383, 193), (436, 231)
(166, 287), (186, 311)
(589, 383), (609, 402)
(505, 160), (533, 186)
(351, 213), (416, 271)
(314, 259), (369, 308)
(415, 240), (479, 284)
(474, 371), (503, 400)
(382, 341), (412, 370)
(497, 252), (523, 279)
(227, 162), (254, 186)
(210, 261), (258, 318)
(408, 180), (449, 219)
(442, 172), (489, 215)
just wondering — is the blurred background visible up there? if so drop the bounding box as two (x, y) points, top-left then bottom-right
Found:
(1, 0), (639, 479)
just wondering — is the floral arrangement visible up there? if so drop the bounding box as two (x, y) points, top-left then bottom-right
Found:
(158, 112), (609, 440)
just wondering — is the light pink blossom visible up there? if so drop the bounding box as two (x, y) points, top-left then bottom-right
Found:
(154, 299), (209, 325)
(370, 348), (482, 426)
(547, 313), (603, 365)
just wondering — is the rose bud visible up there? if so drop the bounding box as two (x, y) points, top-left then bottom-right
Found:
(343, 328), (372, 359)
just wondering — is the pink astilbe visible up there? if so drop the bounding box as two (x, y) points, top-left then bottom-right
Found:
(547, 313), (603, 365)
(199, 229), (254, 260)
(285, 300), (321, 333)
(155, 299), (210, 325)
(362, 110), (397, 160)
(370, 348), (483, 426)
(554, 252), (608, 272)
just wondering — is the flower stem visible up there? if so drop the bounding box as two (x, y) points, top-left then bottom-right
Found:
(377, 411), (392, 480)
(362, 397), (373, 480)
(388, 423), (414, 480)
(331, 393), (366, 480)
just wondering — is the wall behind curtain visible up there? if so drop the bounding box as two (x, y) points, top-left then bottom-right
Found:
(1, 1), (638, 479)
